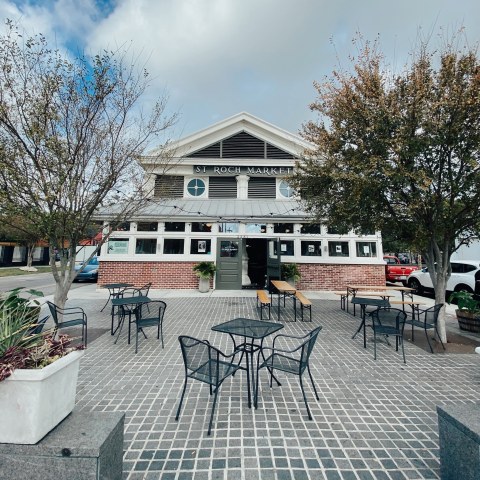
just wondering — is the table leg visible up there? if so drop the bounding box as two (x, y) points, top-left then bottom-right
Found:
(101, 290), (112, 312)
(362, 306), (367, 348)
(113, 308), (126, 344)
(277, 291), (281, 321)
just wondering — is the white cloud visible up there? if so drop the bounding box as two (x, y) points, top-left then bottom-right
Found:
(1, 0), (480, 137)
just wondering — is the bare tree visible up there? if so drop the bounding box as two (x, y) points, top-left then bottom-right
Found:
(0, 20), (178, 309)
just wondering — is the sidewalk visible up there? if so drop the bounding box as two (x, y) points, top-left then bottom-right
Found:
(49, 285), (480, 479)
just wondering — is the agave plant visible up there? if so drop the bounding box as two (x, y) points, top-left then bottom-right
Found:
(0, 288), (83, 382)
(0, 287), (44, 358)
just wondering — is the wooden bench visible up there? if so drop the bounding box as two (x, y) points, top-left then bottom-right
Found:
(256, 290), (271, 320)
(294, 291), (312, 322)
(334, 291), (348, 310)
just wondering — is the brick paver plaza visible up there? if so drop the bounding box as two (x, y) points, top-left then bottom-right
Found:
(68, 289), (480, 479)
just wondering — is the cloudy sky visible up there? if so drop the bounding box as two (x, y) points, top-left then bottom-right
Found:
(1, 0), (479, 141)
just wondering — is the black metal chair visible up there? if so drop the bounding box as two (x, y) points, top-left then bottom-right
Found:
(405, 303), (445, 353)
(27, 315), (50, 336)
(370, 307), (407, 363)
(138, 282), (152, 312)
(118, 287), (142, 344)
(255, 326), (323, 420)
(175, 336), (248, 435)
(133, 301), (166, 353)
(46, 301), (88, 346)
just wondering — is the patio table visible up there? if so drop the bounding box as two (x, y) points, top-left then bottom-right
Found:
(270, 280), (297, 321)
(351, 297), (390, 348)
(346, 285), (414, 315)
(101, 282), (133, 314)
(111, 295), (150, 344)
(212, 317), (284, 408)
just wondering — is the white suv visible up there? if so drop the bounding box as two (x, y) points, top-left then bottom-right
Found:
(406, 260), (480, 295)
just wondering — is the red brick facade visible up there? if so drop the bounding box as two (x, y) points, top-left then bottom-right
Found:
(296, 263), (386, 290)
(99, 261), (385, 290)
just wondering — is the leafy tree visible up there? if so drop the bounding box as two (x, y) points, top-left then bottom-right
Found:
(0, 20), (177, 309)
(291, 34), (480, 342)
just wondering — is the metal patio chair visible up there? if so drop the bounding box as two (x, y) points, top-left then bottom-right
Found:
(370, 307), (407, 363)
(405, 303), (445, 353)
(255, 326), (323, 420)
(27, 315), (50, 336)
(118, 287), (142, 344)
(46, 301), (88, 347)
(175, 335), (248, 435)
(133, 300), (166, 353)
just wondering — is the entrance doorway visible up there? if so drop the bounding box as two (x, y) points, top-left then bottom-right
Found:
(216, 237), (281, 290)
(245, 239), (268, 288)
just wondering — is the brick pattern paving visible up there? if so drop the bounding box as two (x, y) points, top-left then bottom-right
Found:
(72, 295), (480, 479)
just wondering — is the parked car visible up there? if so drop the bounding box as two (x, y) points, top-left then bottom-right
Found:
(73, 256), (99, 282)
(406, 260), (480, 295)
(383, 255), (420, 285)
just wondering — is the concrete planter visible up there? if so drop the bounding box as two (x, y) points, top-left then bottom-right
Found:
(456, 309), (480, 333)
(0, 350), (84, 444)
(198, 277), (211, 293)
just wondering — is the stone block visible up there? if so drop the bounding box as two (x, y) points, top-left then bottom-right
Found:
(437, 404), (480, 480)
(0, 410), (124, 480)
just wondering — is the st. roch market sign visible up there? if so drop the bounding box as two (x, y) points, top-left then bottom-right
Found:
(194, 165), (293, 176)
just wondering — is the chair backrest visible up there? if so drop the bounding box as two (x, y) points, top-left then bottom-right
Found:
(179, 336), (226, 384)
(299, 326), (323, 368)
(27, 315), (50, 336)
(422, 303), (444, 326)
(139, 282), (152, 297)
(46, 301), (60, 326)
(135, 300), (166, 322)
(371, 308), (407, 330)
(122, 287), (141, 299)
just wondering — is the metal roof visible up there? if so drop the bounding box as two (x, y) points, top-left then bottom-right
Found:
(96, 198), (309, 222)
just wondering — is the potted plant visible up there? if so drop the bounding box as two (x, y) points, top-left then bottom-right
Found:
(193, 262), (216, 293)
(448, 291), (480, 333)
(281, 263), (301, 286)
(0, 288), (84, 444)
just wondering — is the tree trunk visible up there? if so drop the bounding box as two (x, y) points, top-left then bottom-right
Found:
(434, 277), (448, 344)
(26, 244), (34, 269)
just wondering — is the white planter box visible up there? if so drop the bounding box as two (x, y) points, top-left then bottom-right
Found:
(0, 350), (84, 444)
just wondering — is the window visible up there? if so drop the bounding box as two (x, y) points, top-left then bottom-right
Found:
(274, 240), (294, 256)
(107, 239), (129, 254)
(301, 241), (322, 256)
(245, 223), (267, 234)
(192, 222), (212, 232)
(300, 223), (321, 234)
(356, 242), (377, 258)
(136, 239), (157, 254)
(187, 178), (206, 197)
(328, 241), (349, 257)
(165, 222), (185, 232)
(274, 223), (294, 234)
(114, 222), (130, 231)
(191, 239), (211, 254)
(137, 222), (158, 232)
(218, 222), (239, 233)
(163, 239), (184, 254)
(279, 180), (294, 198)
(220, 240), (239, 258)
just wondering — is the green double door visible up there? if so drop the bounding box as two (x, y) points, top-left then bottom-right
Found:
(215, 238), (281, 290)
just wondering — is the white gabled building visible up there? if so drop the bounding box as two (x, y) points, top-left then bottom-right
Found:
(96, 112), (385, 290)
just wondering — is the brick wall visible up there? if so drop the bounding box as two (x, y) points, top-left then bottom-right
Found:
(98, 261), (209, 289)
(297, 263), (386, 290)
(99, 261), (385, 291)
